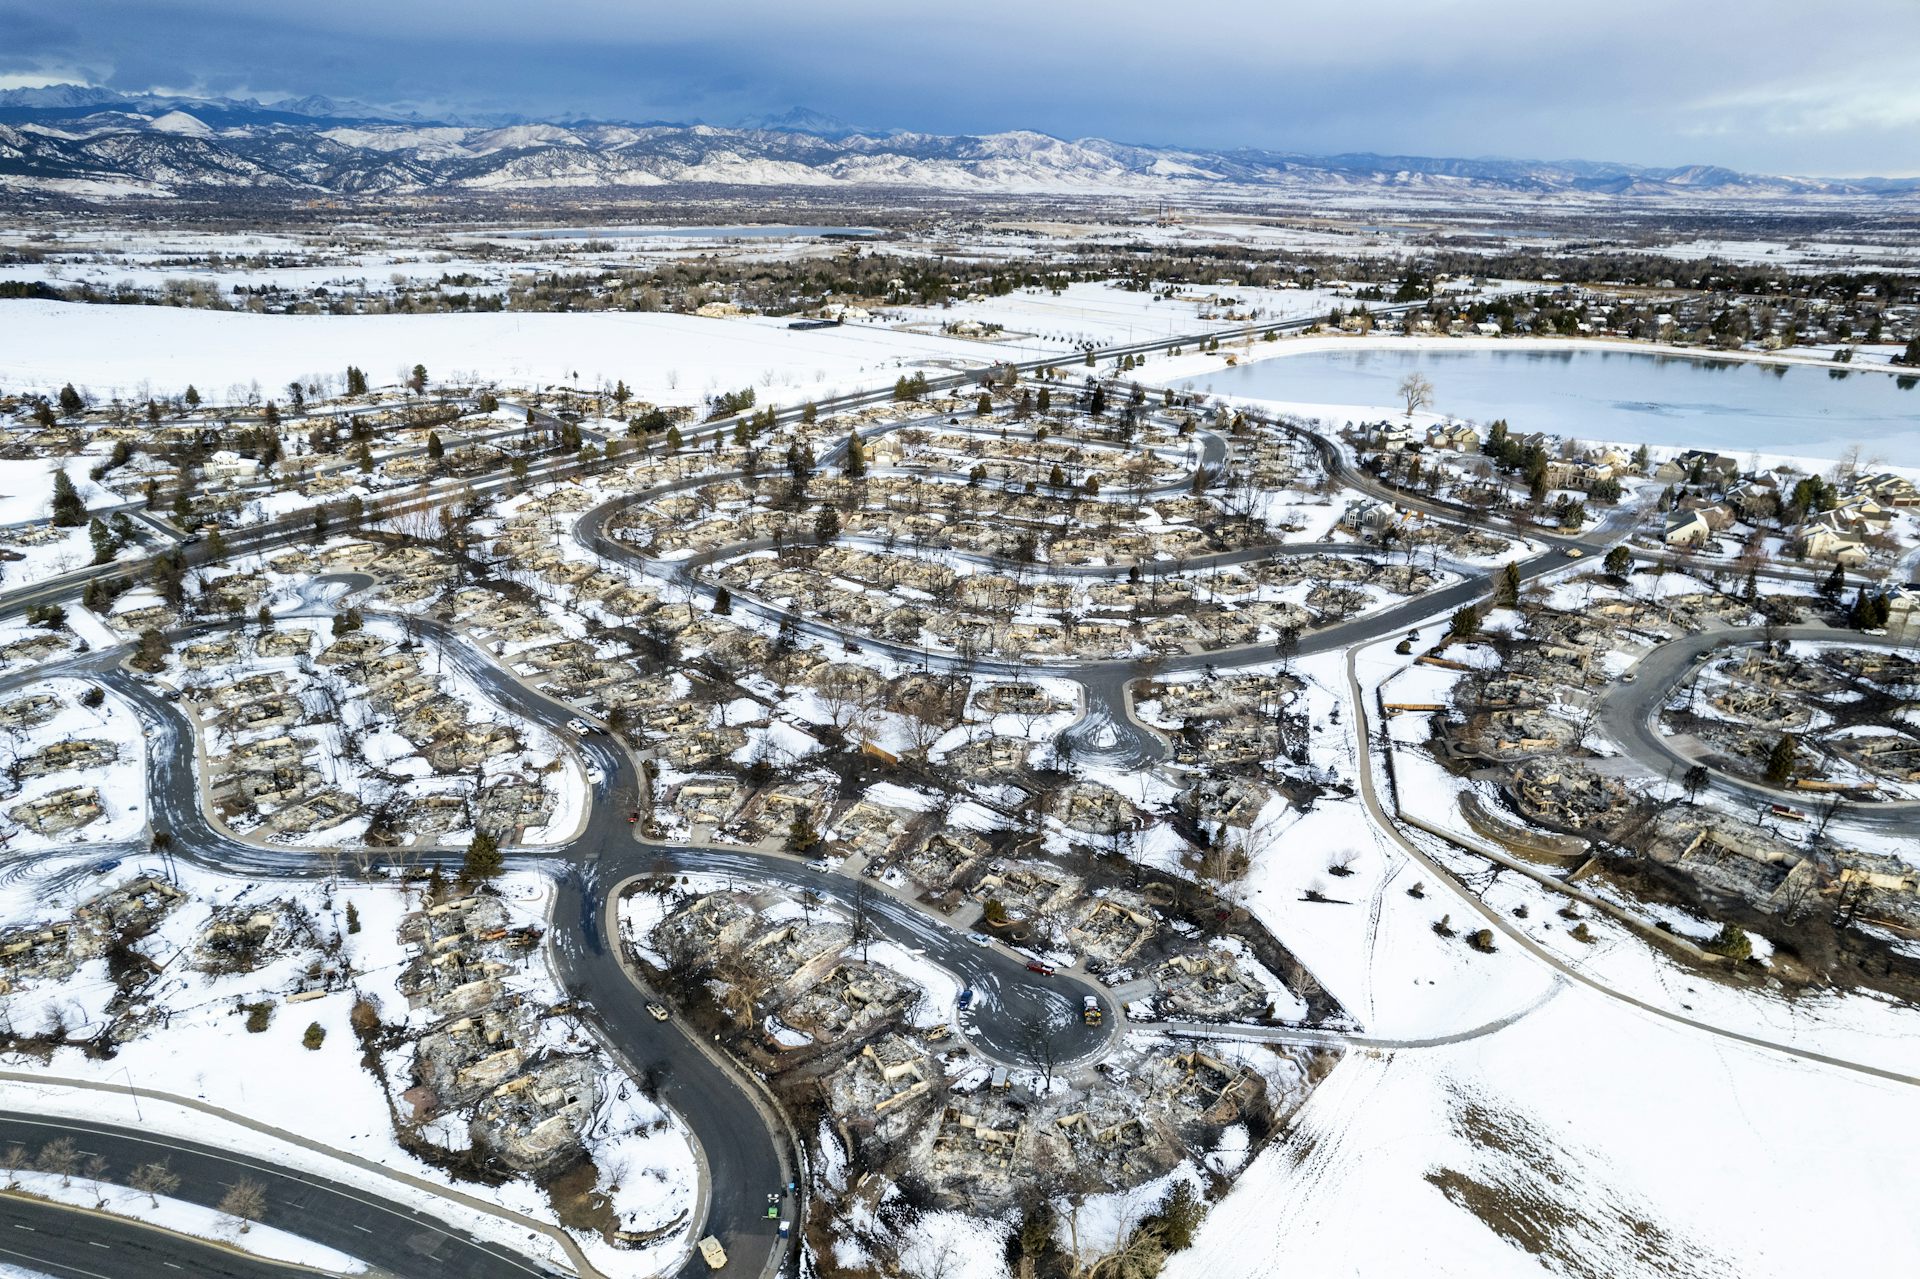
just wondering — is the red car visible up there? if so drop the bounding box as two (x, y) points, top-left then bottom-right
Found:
(1025, 961), (1055, 976)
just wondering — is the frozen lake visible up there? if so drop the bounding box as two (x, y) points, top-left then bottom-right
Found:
(1178, 345), (1920, 466)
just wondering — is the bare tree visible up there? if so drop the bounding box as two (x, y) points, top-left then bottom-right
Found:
(2, 1145), (26, 1189)
(131, 1159), (182, 1207)
(850, 877), (877, 963)
(1019, 1010), (1061, 1094)
(82, 1153), (110, 1207)
(218, 1178), (269, 1233)
(35, 1137), (78, 1186)
(1398, 372), (1434, 418)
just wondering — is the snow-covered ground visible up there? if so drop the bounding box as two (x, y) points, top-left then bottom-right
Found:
(0, 861), (698, 1277)
(0, 299), (994, 410)
(0, 674), (150, 856)
(1169, 981), (1920, 1278)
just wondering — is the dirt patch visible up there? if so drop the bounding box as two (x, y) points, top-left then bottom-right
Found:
(543, 1157), (615, 1239)
(1425, 1096), (1732, 1279)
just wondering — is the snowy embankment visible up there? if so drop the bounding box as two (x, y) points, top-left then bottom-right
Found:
(0, 299), (992, 409)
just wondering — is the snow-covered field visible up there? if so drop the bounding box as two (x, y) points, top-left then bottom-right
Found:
(0, 299), (994, 408)
(1169, 981), (1920, 1279)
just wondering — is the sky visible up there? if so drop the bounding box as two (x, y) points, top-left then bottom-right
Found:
(4, 0), (1918, 177)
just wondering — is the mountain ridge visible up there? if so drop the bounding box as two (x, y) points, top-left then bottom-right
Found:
(1, 84), (1914, 201)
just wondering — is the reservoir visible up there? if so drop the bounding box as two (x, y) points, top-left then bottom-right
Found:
(1178, 345), (1920, 466)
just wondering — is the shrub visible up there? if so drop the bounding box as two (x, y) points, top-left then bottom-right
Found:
(302, 1022), (326, 1051)
(1705, 924), (1753, 961)
(242, 1002), (272, 1033)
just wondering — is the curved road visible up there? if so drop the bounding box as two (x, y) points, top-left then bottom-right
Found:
(1595, 623), (1920, 832)
(0, 1110), (559, 1278)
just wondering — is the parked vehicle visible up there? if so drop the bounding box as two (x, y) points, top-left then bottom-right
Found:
(566, 717), (594, 735)
(647, 1003), (670, 1022)
(698, 1236), (728, 1269)
(957, 987), (975, 1011)
(1082, 995), (1102, 1026)
(1026, 961), (1055, 976)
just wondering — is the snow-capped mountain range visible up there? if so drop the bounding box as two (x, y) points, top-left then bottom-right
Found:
(2, 84), (1914, 201)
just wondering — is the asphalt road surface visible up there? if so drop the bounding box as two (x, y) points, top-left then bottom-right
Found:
(0, 1111), (559, 1278)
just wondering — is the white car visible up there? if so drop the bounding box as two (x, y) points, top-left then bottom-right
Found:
(566, 717), (594, 736)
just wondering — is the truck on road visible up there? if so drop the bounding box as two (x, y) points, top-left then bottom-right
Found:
(1082, 995), (1102, 1026)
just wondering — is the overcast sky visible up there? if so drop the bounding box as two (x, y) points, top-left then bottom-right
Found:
(5, 0), (1917, 176)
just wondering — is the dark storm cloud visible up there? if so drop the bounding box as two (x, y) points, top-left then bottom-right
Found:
(4, 0), (1916, 176)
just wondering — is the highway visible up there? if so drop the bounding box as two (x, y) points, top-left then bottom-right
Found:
(0, 1111), (559, 1279)
(0, 1193), (306, 1279)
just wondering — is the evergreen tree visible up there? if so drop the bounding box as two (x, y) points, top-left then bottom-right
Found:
(1497, 561), (1521, 607)
(1449, 605), (1479, 638)
(184, 384), (201, 408)
(844, 431), (866, 478)
(1603, 545), (1632, 577)
(785, 815), (820, 855)
(1850, 588), (1891, 631)
(57, 383), (83, 417)
(1820, 562), (1845, 604)
(425, 431), (444, 461)
(345, 366), (368, 396)
(50, 471), (86, 527)
(1706, 923), (1752, 961)
(88, 517), (115, 564)
(408, 364), (428, 394)
(712, 585), (732, 615)
(1090, 383), (1108, 416)
(1764, 734), (1797, 785)
(461, 830), (503, 884)
(1150, 1181), (1203, 1251)
(801, 401), (818, 424)
(355, 442), (374, 473)
(976, 391), (992, 416)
